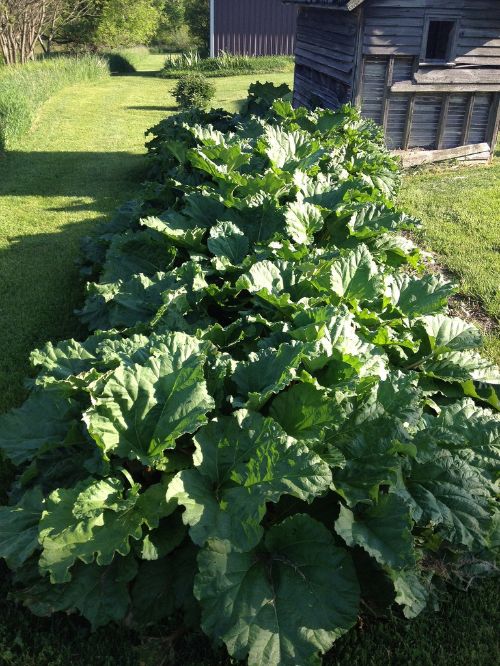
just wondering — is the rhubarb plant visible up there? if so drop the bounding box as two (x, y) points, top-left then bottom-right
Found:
(0, 83), (498, 666)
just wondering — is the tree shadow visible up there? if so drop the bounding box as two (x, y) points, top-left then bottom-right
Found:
(0, 221), (105, 413)
(127, 105), (177, 112)
(0, 149), (152, 412)
(0, 150), (149, 207)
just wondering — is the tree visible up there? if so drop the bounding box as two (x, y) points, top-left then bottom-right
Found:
(183, 0), (209, 52)
(94, 0), (161, 48)
(39, 0), (97, 55)
(0, 0), (95, 64)
(0, 0), (47, 64)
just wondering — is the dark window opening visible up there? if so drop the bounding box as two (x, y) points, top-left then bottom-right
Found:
(425, 20), (455, 61)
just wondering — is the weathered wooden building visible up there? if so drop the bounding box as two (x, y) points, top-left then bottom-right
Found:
(210, 0), (297, 57)
(285, 0), (500, 163)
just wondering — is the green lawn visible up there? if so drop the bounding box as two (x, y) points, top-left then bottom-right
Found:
(399, 156), (500, 363)
(0, 60), (498, 665)
(0, 58), (291, 413)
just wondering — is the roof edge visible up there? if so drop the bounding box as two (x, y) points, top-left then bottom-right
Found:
(283, 0), (365, 10)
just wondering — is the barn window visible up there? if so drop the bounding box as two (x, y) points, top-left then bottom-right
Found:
(423, 19), (457, 63)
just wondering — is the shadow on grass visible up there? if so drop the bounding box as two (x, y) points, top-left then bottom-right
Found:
(0, 150), (149, 203)
(127, 105), (177, 112)
(0, 222), (103, 414)
(0, 149), (150, 413)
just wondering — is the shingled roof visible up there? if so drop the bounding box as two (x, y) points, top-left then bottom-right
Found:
(283, 0), (365, 10)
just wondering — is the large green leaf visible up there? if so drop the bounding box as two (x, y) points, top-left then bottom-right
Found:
(416, 315), (483, 354)
(335, 495), (415, 569)
(195, 514), (360, 666)
(384, 273), (455, 317)
(413, 399), (500, 484)
(284, 201), (324, 244)
(324, 245), (384, 303)
(236, 259), (316, 312)
(231, 342), (307, 409)
(269, 382), (349, 443)
(38, 476), (174, 583)
(30, 338), (99, 382)
(207, 220), (249, 265)
(407, 455), (493, 549)
(390, 569), (432, 619)
(86, 333), (214, 466)
(422, 351), (500, 385)
(20, 556), (137, 630)
(0, 392), (77, 466)
(0, 487), (44, 569)
(344, 203), (417, 240)
(168, 411), (331, 550)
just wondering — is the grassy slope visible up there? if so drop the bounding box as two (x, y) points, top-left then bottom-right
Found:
(0, 62), (498, 664)
(399, 157), (500, 363)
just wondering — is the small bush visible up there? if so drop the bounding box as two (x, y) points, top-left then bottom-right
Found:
(0, 55), (108, 150)
(172, 73), (215, 110)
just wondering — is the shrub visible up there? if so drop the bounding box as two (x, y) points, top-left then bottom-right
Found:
(172, 73), (215, 109)
(0, 83), (499, 666)
(0, 55), (108, 151)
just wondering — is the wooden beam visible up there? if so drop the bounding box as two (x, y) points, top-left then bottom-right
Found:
(352, 5), (365, 106)
(487, 93), (500, 152)
(462, 94), (475, 145)
(393, 143), (491, 168)
(436, 95), (450, 149)
(403, 94), (416, 150)
(381, 56), (395, 132)
(391, 82), (500, 93)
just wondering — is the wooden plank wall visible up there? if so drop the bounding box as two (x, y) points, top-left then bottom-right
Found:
(359, 0), (500, 154)
(360, 55), (497, 151)
(363, 0), (500, 64)
(293, 7), (358, 108)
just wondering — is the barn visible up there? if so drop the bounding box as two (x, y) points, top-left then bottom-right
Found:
(210, 0), (297, 57)
(285, 0), (500, 164)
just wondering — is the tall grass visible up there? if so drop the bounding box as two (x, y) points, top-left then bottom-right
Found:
(0, 55), (108, 150)
(159, 51), (294, 79)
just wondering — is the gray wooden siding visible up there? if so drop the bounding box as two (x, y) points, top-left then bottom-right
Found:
(213, 0), (297, 56)
(442, 95), (469, 148)
(456, 13), (500, 66)
(293, 7), (358, 108)
(363, 0), (500, 65)
(360, 55), (497, 150)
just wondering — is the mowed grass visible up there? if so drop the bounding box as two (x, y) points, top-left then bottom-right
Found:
(399, 154), (500, 362)
(0, 63), (498, 665)
(0, 58), (291, 413)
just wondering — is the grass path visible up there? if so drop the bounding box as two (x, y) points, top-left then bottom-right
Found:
(399, 156), (500, 362)
(0, 60), (291, 412)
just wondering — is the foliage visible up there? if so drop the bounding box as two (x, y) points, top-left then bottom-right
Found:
(172, 73), (215, 110)
(183, 0), (209, 52)
(38, 1), (98, 56)
(153, 0), (193, 52)
(0, 55), (108, 150)
(0, 82), (499, 666)
(160, 51), (295, 79)
(95, 0), (161, 48)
